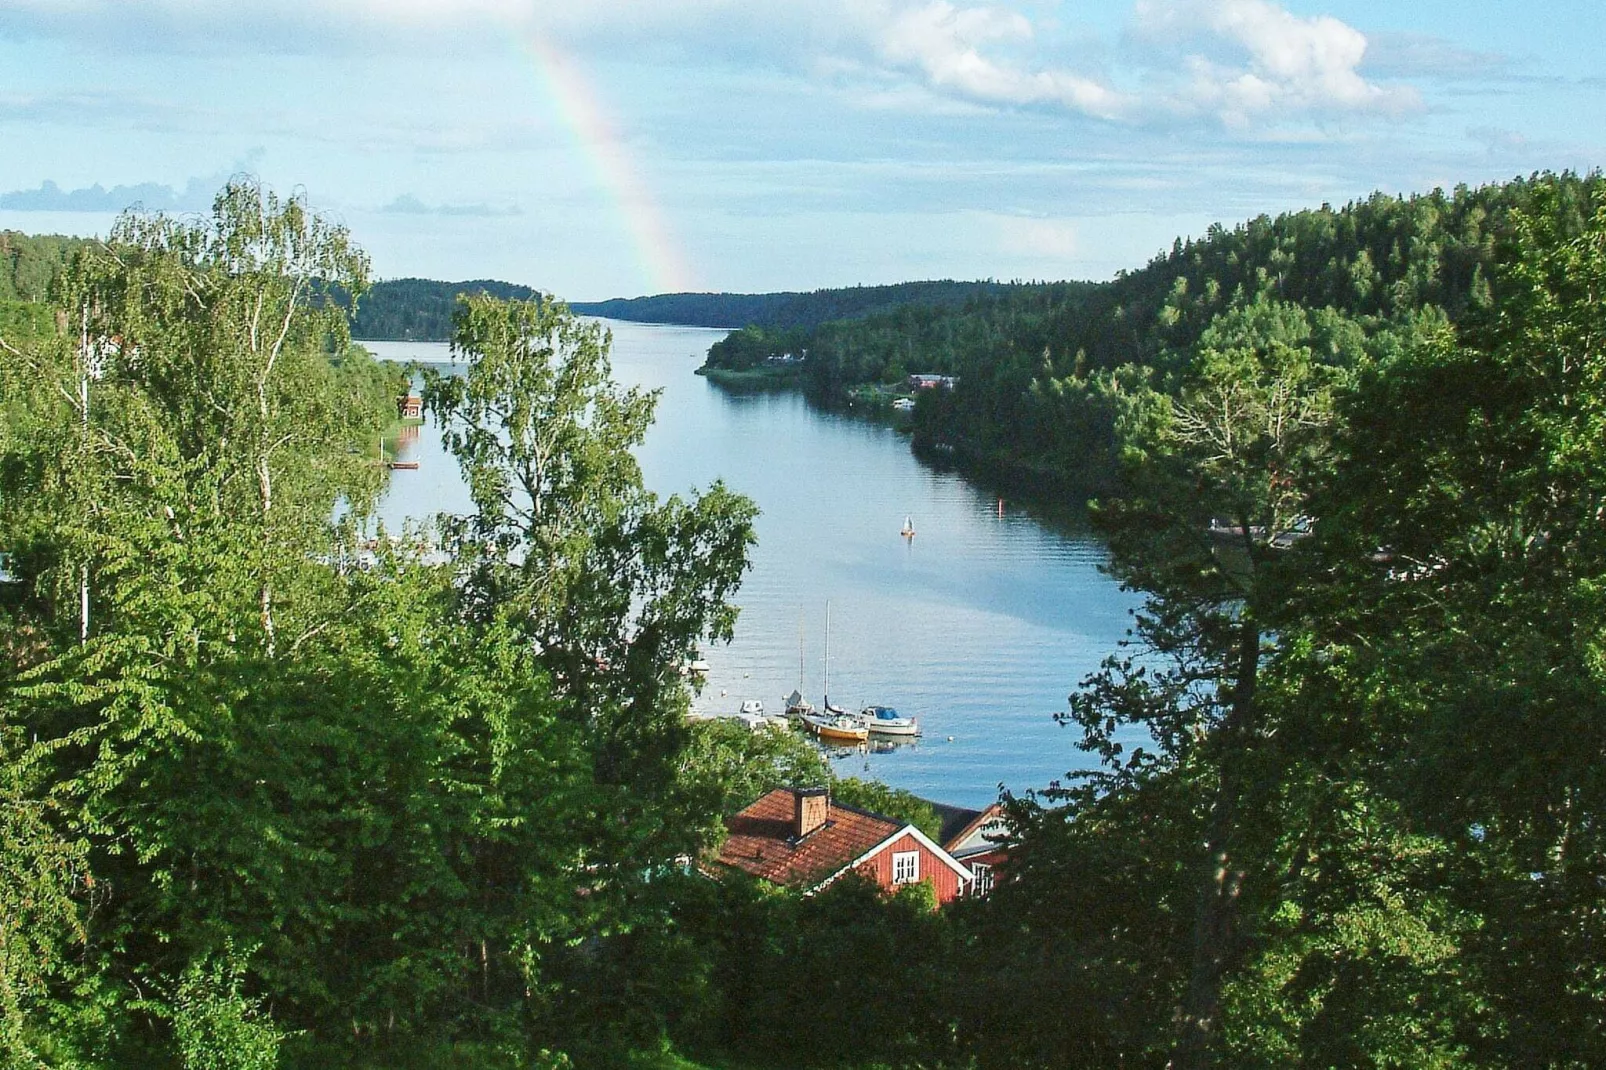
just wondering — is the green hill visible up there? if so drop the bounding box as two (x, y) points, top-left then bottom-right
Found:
(570, 280), (1026, 331)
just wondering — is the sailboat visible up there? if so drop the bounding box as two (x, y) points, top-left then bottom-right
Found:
(901, 515), (915, 538)
(784, 614), (815, 719)
(822, 601), (846, 716)
(803, 601), (866, 743)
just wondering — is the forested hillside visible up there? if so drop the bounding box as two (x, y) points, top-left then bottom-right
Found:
(0, 231), (93, 343)
(571, 279), (1022, 330)
(0, 230), (90, 303)
(346, 276), (1021, 343)
(723, 174), (1601, 496)
(346, 277), (539, 340)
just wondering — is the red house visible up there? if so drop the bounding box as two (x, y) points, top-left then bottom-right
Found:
(713, 787), (976, 904)
(932, 801), (1011, 896)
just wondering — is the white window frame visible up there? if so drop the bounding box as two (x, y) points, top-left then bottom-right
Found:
(891, 850), (920, 885)
(971, 862), (994, 896)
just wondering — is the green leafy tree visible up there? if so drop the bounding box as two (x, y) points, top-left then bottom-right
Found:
(172, 946), (286, 1070)
(674, 720), (831, 843)
(1281, 189), (1606, 1064)
(831, 777), (944, 842)
(424, 294), (757, 847)
(1061, 300), (1348, 1066)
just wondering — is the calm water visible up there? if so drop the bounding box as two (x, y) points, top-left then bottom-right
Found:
(368, 322), (1142, 808)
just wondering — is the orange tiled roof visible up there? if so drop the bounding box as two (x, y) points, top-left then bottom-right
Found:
(714, 788), (904, 889)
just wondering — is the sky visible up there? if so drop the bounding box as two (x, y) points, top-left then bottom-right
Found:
(0, 1), (1602, 301)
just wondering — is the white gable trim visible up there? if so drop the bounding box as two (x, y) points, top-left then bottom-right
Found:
(809, 823), (975, 893)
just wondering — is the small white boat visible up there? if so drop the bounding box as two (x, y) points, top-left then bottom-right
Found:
(858, 705), (921, 736)
(901, 515), (915, 538)
(687, 659), (711, 675)
(740, 699), (765, 717)
(783, 689), (815, 719)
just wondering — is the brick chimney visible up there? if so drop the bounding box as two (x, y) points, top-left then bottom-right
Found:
(792, 787), (829, 839)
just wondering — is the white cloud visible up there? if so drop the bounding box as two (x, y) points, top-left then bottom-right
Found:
(873, 2), (1128, 119)
(1134, 0), (1418, 125)
(0, 0), (1417, 130)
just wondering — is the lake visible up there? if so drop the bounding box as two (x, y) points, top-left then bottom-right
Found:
(367, 321), (1143, 809)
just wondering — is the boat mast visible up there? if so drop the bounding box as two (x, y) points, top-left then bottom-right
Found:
(823, 600), (831, 710)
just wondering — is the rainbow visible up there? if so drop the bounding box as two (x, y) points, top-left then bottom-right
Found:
(522, 34), (695, 296)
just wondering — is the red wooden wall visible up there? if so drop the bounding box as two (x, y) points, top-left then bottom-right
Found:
(855, 831), (966, 904)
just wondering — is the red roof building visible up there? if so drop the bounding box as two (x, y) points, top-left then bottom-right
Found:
(931, 801), (1011, 896)
(713, 787), (977, 905)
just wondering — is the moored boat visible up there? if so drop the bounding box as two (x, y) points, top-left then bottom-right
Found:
(802, 711), (869, 744)
(858, 705), (920, 736)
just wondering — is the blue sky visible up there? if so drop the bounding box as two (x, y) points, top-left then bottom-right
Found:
(0, 1), (1601, 300)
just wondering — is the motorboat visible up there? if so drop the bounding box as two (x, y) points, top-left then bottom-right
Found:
(802, 711), (869, 744)
(858, 705), (920, 736)
(783, 689), (815, 720)
(739, 699), (765, 717)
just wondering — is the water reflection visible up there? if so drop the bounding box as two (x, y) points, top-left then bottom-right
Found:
(367, 322), (1144, 807)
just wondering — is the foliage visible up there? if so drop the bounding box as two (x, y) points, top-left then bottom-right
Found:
(424, 294), (758, 820)
(675, 720), (831, 842)
(172, 946), (286, 1070)
(344, 277), (539, 341)
(7, 170), (1606, 1069)
(0, 184), (762, 1066)
(0, 230), (91, 304)
(968, 171), (1606, 1068)
(737, 172), (1605, 499)
(830, 777), (943, 843)
(672, 874), (961, 1069)
(0, 721), (88, 1068)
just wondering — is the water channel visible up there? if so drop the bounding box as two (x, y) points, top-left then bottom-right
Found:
(368, 321), (1143, 809)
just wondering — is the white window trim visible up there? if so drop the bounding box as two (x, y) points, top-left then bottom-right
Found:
(971, 862), (993, 896)
(892, 850), (920, 884)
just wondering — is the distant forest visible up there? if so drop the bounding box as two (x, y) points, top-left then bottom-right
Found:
(344, 277), (540, 341)
(702, 172), (1606, 496)
(0, 231), (94, 343)
(570, 280), (1025, 331)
